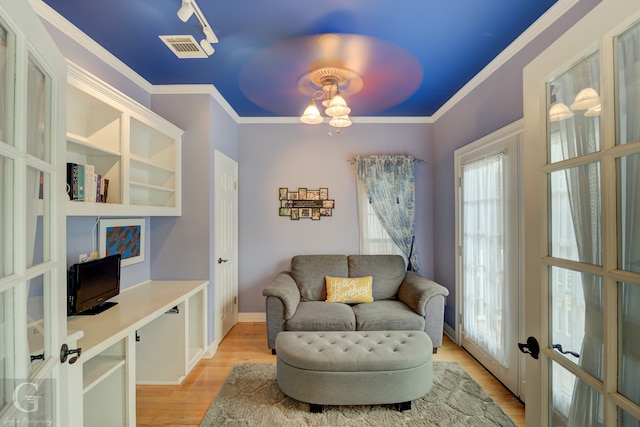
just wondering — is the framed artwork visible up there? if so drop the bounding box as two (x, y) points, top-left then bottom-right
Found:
(99, 218), (145, 266)
(278, 187), (334, 220)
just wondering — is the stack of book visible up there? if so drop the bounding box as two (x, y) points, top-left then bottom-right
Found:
(66, 162), (109, 202)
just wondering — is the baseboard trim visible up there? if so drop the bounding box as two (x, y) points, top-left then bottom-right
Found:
(239, 312), (266, 322)
(204, 340), (218, 359)
(444, 323), (458, 345)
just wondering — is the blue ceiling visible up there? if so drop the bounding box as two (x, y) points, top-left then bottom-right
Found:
(41, 0), (558, 118)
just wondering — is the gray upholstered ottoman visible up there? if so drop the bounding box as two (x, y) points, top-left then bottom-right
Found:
(275, 330), (433, 413)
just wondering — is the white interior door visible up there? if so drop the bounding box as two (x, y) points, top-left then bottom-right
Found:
(0, 1), (68, 425)
(214, 150), (238, 343)
(455, 122), (522, 397)
(523, 0), (640, 425)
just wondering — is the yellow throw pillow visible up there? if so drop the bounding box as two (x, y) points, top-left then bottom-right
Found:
(325, 276), (374, 303)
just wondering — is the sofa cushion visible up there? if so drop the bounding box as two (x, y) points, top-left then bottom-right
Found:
(325, 276), (373, 303)
(353, 300), (425, 331)
(348, 255), (406, 300)
(291, 255), (348, 301)
(286, 301), (356, 331)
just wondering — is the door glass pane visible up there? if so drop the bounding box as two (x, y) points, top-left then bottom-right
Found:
(619, 282), (640, 408)
(549, 163), (602, 265)
(0, 22), (11, 146)
(26, 58), (49, 162)
(26, 167), (49, 268)
(1, 155), (14, 278)
(0, 289), (13, 416)
(618, 154), (640, 273)
(462, 153), (507, 366)
(551, 362), (604, 427)
(619, 406), (640, 426)
(551, 266), (603, 379)
(616, 21), (640, 146)
(548, 52), (601, 163)
(26, 274), (46, 378)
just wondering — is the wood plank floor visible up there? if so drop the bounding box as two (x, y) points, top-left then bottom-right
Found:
(136, 322), (525, 426)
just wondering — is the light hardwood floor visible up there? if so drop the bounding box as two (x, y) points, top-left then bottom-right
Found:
(136, 322), (525, 426)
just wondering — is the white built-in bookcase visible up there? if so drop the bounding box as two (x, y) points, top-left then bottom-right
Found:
(65, 63), (182, 216)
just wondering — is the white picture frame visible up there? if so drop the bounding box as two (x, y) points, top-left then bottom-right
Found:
(99, 218), (145, 266)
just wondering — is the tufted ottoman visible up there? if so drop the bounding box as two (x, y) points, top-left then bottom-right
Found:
(275, 330), (433, 413)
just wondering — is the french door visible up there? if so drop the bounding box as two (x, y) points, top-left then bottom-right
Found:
(455, 122), (522, 397)
(0, 1), (68, 425)
(523, 0), (640, 425)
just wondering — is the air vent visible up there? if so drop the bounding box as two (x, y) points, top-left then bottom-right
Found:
(159, 35), (208, 59)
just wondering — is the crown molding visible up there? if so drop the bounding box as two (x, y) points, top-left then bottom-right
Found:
(152, 84), (240, 122)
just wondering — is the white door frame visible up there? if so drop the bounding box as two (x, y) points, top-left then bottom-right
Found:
(454, 119), (525, 398)
(213, 150), (238, 344)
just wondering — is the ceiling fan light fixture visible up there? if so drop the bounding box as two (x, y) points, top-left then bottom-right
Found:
(324, 91), (351, 117)
(177, 0), (194, 22)
(300, 98), (324, 124)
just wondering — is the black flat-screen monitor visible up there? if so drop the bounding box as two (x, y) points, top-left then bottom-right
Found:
(68, 254), (121, 315)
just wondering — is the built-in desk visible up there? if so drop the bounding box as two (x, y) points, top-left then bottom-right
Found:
(67, 280), (208, 427)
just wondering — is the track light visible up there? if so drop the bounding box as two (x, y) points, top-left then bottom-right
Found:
(177, 0), (194, 22)
(200, 39), (215, 56)
(176, 0), (218, 56)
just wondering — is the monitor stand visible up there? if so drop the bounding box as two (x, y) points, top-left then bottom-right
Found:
(77, 301), (118, 315)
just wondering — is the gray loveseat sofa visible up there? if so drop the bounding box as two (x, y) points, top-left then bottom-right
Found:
(263, 254), (450, 353)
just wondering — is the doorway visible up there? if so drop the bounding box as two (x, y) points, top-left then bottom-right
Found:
(455, 121), (523, 397)
(214, 150), (238, 343)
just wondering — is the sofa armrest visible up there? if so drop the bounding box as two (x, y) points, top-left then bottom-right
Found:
(262, 272), (301, 319)
(398, 271), (449, 316)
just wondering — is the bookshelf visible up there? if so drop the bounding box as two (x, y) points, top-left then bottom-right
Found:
(65, 63), (182, 216)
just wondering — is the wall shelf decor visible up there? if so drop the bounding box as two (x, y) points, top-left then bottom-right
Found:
(279, 187), (334, 220)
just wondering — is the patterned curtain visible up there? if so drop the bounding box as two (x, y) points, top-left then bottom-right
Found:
(354, 155), (420, 272)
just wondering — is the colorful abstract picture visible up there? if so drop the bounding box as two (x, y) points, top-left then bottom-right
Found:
(99, 218), (145, 266)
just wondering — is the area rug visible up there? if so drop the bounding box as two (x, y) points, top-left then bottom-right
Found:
(200, 362), (516, 426)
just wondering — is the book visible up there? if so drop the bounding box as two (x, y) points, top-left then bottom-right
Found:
(77, 164), (85, 201)
(96, 174), (102, 203)
(66, 163), (79, 200)
(84, 164), (95, 202)
(101, 178), (109, 203)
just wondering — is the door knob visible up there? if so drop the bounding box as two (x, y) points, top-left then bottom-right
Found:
(218, 257), (228, 264)
(60, 343), (82, 364)
(518, 336), (540, 359)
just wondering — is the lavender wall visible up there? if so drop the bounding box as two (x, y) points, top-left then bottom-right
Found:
(237, 122), (434, 313)
(432, 0), (601, 329)
(150, 93), (238, 343)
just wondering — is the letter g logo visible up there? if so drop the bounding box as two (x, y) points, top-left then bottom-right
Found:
(13, 381), (41, 413)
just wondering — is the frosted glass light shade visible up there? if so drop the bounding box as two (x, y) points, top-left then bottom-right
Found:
(329, 115), (352, 128)
(584, 104), (602, 117)
(300, 99), (323, 124)
(325, 92), (351, 117)
(549, 102), (574, 122)
(570, 87), (600, 110)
